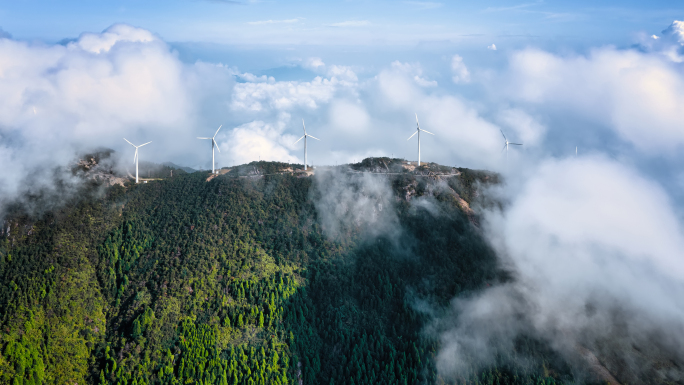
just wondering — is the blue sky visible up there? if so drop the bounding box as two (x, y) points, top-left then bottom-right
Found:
(3, 1), (682, 48)
(0, 1), (684, 189)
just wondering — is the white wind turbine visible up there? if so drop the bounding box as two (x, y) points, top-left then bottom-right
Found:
(294, 119), (320, 171)
(500, 129), (522, 161)
(123, 138), (151, 184)
(198, 125), (222, 174)
(407, 113), (434, 167)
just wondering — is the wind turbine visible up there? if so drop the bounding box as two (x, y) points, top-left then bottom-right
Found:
(123, 138), (151, 184)
(198, 125), (222, 174)
(407, 113), (434, 167)
(294, 119), (320, 171)
(500, 129), (522, 161)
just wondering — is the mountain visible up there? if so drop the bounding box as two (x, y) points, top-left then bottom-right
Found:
(161, 162), (196, 174)
(0, 158), (616, 385)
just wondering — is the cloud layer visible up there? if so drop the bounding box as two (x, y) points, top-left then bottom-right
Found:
(0, 24), (202, 212)
(502, 46), (684, 153)
(436, 156), (684, 381)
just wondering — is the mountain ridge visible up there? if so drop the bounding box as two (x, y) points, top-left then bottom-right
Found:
(0, 157), (647, 385)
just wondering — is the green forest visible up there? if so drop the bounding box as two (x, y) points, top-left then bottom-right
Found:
(0, 158), (585, 384)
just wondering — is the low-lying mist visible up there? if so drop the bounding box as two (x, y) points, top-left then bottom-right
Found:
(434, 155), (684, 383)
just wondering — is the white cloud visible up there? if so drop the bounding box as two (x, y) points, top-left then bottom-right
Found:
(328, 100), (370, 135)
(230, 76), (354, 112)
(389, 61), (438, 87)
(503, 47), (684, 153)
(220, 120), (300, 165)
(304, 57), (325, 70)
(497, 108), (545, 146)
(74, 24), (157, 54)
(376, 62), (502, 168)
(450, 54), (471, 83)
(0, 24), (191, 149)
(327, 65), (358, 82)
(487, 43), (497, 50)
(437, 156), (684, 379)
(0, 24), (242, 214)
(662, 20), (684, 45)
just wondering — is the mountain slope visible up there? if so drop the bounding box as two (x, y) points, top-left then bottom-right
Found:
(0, 159), (581, 385)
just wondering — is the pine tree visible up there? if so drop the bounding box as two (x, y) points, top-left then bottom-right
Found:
(132, 318), (143, 339)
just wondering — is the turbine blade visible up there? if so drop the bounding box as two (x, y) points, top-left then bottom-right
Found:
(500, 129), (506, 140)
(139, 141), (152, 147)
(123, 138), (135, 147)
(302, 119), (306, 134)
(213, 124), (223, 138)
(407, 131), (418, 140)
(420, 129), (435, 135)
(501, 144), (507, 152)
(134, 150), (138, 162)
(198, 137), (211, 139)
(510, 143), (523, 145)
(214, 139), (221, 152)
(294, 135), (305, 144)
(307, 135), (321, 141)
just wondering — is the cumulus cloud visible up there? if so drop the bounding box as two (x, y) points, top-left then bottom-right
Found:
(374, 62), (502, 169)
(451, 54), (471, 83)
(422, 19), (684, 382)
(487, 44), (497, 50)
(303, 57), (325, 70)
(230, 75), (354, 112)
(503, 46), (684, 153)
(328, 100), (370, 135)
(74, 24), (157, 53)
(497, 108), (546, 146)
(219, 119), (301, 165)
(388, 61), (438, 87)
(327, 65), (358, 82)
(0, 23), (211, 214)
(661, 20), (684, 45)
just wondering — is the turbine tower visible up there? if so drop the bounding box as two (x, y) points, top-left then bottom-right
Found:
(198, 125), (222, 174)
(123, 138), (151, 184)
(294, 119), (320, 171)
(500, 129), (522, 161)
(407, 113), (434, 167)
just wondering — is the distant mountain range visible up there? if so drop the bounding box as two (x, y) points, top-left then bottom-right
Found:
(161, 161), (196, 173)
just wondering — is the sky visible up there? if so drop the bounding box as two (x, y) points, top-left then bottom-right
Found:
(1, 1), (683, 174)
(2, 1), (684, 379)
(2, 0), (681, 46)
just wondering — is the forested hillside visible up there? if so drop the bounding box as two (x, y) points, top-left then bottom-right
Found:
(0, 159), (582, 384)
